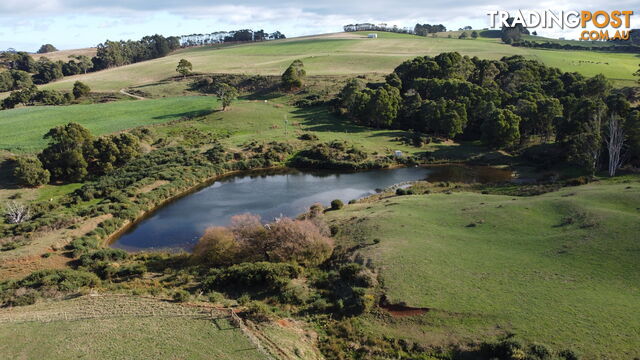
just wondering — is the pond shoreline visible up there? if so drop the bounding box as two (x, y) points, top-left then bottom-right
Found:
(106, 163), (515, 251)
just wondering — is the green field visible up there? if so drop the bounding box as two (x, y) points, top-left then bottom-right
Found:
(0, 96), (215, 153)
(31, 31), (639, 94)
(326, 178), (640, 358)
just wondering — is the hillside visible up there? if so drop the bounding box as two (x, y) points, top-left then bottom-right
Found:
(32, 31), (639, 94)
(326, 177), (640, 358)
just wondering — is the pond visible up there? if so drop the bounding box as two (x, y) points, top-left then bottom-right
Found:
(111, 165), (512, 251)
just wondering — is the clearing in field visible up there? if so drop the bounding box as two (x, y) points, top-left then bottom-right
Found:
(326, 178), (640, 359)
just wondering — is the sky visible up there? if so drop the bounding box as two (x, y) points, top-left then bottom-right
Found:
(1, 0), (638, 52)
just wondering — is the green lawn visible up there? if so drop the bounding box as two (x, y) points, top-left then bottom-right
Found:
(326, 178), (640, 359)
(32, 32), (639, 93)
(0, 96), (216, 153)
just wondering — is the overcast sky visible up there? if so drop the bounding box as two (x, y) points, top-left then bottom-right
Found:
(1, 0), (638, 51)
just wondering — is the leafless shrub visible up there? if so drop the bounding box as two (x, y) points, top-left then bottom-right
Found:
(4, 201), (31, 224)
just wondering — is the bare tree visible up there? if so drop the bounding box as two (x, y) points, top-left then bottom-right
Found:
(4, 201), (31, 224)
(605, 114), (625, 177)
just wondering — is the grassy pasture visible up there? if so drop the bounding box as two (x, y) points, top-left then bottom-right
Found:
(326, 177), (640, 358)
(0, 96), (216, 153)
(0, 295), (266, 360)
(33, 32), (639, 93)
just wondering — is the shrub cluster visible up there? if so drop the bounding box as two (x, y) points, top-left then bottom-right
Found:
(193, 214), (334, 267)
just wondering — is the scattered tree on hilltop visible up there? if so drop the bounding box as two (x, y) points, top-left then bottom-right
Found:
(37, 44), (58, 54)
(281, 59), (306, 91)
(176, 59), (192, 78)
(214, 83), (238, 111)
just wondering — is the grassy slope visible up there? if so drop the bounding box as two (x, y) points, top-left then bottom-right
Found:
(0, 96), (216, 153)
(326, 178), (640, 359)
(0, 296), (265, 360)
(35, 31), (639, 93)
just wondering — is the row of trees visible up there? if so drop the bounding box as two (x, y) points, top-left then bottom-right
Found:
(178, 29), (285, 47)
(335, 52), (640, 175)
(2, 81), (91, 109)
(92, 34), (180, 70)
(413, 24), (447, 36)
(0, 34), (180, 89)
(343, 23), (413, 34)
(13, 122), (142, 186)
(343, 23), (448, 36)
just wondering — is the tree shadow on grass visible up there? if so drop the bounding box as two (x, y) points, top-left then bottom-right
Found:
(152, 109), (216, 120)
(291, 106), (373, 134)
(0, 157), (19, 190)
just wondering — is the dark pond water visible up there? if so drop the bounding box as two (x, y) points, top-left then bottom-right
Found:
(111, 165), (512, 251)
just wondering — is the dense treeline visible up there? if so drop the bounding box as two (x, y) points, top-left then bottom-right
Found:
(92, 34), (180, 70)
(413, 23), (447, 36)
(335, 52), (640, 173)
(512, 40), (640, 53)
(1, 81), (91, 109)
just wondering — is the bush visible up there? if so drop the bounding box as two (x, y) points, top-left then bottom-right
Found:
(330, 199), (344, 210)
(244, 301), (273, 322)
(79, 248), (128, 267)
(72, 81), (91, 99)
(173, 289), (190, 302)
(13, 157), (50, 187)
(299, 133), (319, 141)
(192, 226), (240, 266)
(202, 262), (300, 294)
(18, 269), (100, 291)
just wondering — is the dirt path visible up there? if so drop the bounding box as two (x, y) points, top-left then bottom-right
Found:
(119, 88), (146, 100)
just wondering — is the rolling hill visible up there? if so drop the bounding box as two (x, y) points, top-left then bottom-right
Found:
(34, 31), (639, 94)
(326, 178), (640, 358)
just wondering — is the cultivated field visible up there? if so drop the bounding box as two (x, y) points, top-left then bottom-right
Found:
(327, 177), (640, 358)
(34, 31), (639, 93)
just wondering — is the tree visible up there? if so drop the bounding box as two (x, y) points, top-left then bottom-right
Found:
(37, 44), (58, 54)
(366, 85), (401, 128)
(604, 115), (625, 176)
(3, 201), (31, 224)
(71, 55), (93, 74)
(634, 64), (639, 84)
(215, 83), (238, 111)
(471, 31), (479, 39)
(13, 157), (50, 187)
(192, 227), (241, 266)
(39, 122), (94, 182)
(72, 81), (91, 99)
(459, 32), (469, 39)
(33, 58), (63, 84)
(176, 59), (192, 78)
(481, 107), (521, 149)
(281, 59), (306, 91)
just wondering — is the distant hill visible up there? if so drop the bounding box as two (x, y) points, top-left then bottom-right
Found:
(8, 31), (639, 94)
